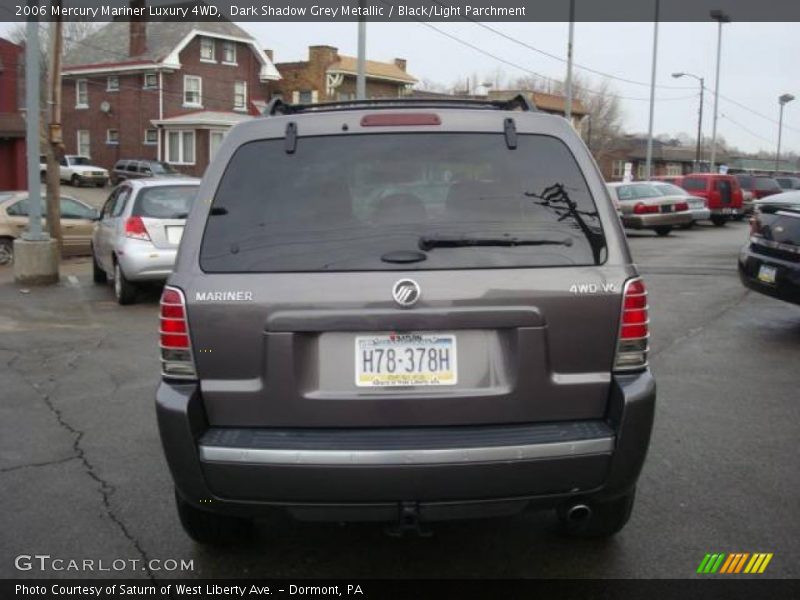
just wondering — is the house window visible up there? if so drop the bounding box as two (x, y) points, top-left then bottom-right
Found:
(612, 160), (625, 179)
(636, 163), (650, 180)
(77, 130), (90, 157)
(337, 91), (356, 101)
(222, 41), (236, 64)
(106, 129), (119, 145)
(298, 90), (313, 104)
(75, 79), (88, 108)
(234, 81), (247, 110)
(209, 130), (225, 161)
(107, 76), (119, 92)
(666, 163), (683, 176)
(144, 129), (158, 145)
(143, 72), (157, 89)
(166, 130), (195, 165)
(183, 75), (202, 107)
(200, 37), (215, 62)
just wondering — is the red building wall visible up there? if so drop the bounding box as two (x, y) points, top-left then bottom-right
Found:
(0, 38), (26, 191)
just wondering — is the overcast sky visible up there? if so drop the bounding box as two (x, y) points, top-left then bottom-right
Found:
(2, 20), (798, 155)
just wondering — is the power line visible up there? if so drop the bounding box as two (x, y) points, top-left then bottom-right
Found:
(719, 113), (775, 145)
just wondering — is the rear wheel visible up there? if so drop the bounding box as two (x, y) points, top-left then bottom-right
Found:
(174, 489), (253, 545)
(653, 226), (672, 237)
(732, 214), (745, 222)
(558, 489), (636, 538)
(91, 248), (106, 284)
(0, 238), (14, 266)
(711, 215), (727, 227)
(70, 174), (80, 187)
(113, 262), (137, 305)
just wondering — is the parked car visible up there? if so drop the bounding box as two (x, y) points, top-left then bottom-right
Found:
(652, 175), (684, 186)
(91, 178), (200, 304)
(110, 160), (182, 186)
(678, 173), (744, 225)
(60, 155), (109, 188)
(157, 97), (657, 545)
(607, 182), (692, 236)
(649, 181), (711, 227)
(738, 190), (800, 305)
(734, 174), (782, 202)
(775, 176), (800, 191)
(0, 191), (99, 265)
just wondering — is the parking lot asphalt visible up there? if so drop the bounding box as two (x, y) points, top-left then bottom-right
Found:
(1, 220), (798, 580)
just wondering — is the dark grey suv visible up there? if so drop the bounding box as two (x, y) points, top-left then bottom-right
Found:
(156, 97), (656, 544)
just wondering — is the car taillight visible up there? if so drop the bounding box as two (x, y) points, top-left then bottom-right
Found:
(160, 286), (196, 379)
(675, 201), (689, 212)
(125, 216), (151, 241)
(633, 202), (659, 215)
(614, 278), (649, 371)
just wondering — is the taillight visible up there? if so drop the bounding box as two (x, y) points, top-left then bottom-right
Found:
(160, 286), (196, 379)
(125, 216), (151, 241)
(675, 201), (689, 212)
(614, 278), (649, 371)
(633, 202), (659, 215)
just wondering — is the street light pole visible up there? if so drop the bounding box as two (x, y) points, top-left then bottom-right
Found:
(672, 72), (705, 171)
(645, 0), (660, 180)
(709, 10), (730, 173)
(776, 93), (795, 172)
(565, 0), (575, 124)
(356, 0), (366, 100)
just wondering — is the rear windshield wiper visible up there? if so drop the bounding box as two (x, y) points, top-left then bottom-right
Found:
(419, 234), (573, 251)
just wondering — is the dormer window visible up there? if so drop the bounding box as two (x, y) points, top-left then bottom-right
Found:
(200, 37), (215, 62)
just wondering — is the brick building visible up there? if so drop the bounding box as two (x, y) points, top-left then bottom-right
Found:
(0, 38), (26, 191)
(271, 45), (416, 103)
(60, 18), (280, 177)
(488, 89), (588, 129)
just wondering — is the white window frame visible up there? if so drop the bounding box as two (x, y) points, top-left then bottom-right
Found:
(666, 163), (683, 177)
(612, 160), (625, 179)
(234, 80), (247, 111)
(636, 163), (649, 180)
(209, 129), (225, 162)
(165, 130), (196, 165)
(143, 72), (157, 89)
(75, 79), (88, 108)
(143, 129), (158, 145)
(106, 129), (119, 145)
(222, 41), (237, 65)
(106, 75), (119, 92)
(183, 75), (202, 108)
(77, 130), (90, 157)
(199, 37), (215, 62)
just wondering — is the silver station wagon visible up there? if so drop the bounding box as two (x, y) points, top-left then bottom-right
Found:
(156, 97), (656, 544)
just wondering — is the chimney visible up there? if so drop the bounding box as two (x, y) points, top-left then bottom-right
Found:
(393, 58), (407, 72)
(264, 48), (274, 62)
(129, 0), (147, 57)
(308, 45), (338, 67)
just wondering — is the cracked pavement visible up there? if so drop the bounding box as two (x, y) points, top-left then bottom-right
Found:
(0, 221), (798, 579)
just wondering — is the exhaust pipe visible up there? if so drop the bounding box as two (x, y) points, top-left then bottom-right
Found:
(566, 504), (592, 523)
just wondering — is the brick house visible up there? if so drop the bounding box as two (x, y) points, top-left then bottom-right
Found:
(488, 89), (588, 129)
(60, 18), (280, 177)
(0, 38), (26, 191)
(271, 45), (416, 103)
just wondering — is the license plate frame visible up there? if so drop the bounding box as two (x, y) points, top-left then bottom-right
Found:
(757, 264), (777, 284)
(166, 225), (184, 245)
(355, 333), (458, 387)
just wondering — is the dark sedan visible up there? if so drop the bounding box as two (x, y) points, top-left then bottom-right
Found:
(738, 191), (800, 306)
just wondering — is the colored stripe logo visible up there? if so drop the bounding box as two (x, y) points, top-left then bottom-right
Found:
(697, 553), (773, 574)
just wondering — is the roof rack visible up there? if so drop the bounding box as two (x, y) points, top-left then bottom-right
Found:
(264, 94), (537, 117)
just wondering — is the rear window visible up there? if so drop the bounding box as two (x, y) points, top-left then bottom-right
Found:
(682, 177), (706, 191)
(736, 176), (753, 188)
(653, 183), (686, 196)
(615, 184), (661, 200)
(754, 178), (781, 191)
(200, 133), (606, 272)
(132, 185), (197, 219)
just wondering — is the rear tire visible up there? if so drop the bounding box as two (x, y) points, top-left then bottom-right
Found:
(711, 215), (727, 227)
(654, 226), (672, 237)
(174, 489), (253, 545)
(558, 489), (636, 539)
(91, 249), (107, 284)
(732, 214), (745, 222)
(113, 262), (137, 305)
(0, 237), (14, 266)
(70, 174), (80, 187)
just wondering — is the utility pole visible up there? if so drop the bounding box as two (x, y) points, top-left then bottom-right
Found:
(565, 0), (575, 124)
(356, 0), (366, 100)
(14, 1), (59, 284)
(709, 10), (730, 172)
(672, 72), (704, 171)
(645, 0), (659, 180)
(776, 94), (795, 172)
(46, 1), (63, 250)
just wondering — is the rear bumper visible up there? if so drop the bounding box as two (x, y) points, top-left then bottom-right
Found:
(689, 207), (711, 222)
(117, 240), (177, 282)
(738, 244), (800, 306)
(622, 213), (692, 229)
(156, 372), (656, 521)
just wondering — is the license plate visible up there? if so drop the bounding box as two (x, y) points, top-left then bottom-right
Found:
(355, 333), (457, 387)
(661, 205), (673, 213)
(722, 208), (733, 214)
(757, 264), (777, 284)
(166, 226), (184, 245)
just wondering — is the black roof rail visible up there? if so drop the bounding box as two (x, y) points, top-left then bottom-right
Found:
(263, 94), (537, 117)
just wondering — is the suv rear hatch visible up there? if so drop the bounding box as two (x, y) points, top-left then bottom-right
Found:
(186, 130), (626, 428)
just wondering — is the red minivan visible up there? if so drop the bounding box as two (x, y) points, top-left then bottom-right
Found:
(660, 174), (744, 226)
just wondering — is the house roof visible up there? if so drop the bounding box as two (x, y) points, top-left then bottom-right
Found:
(151, 110), (253, 128)
(327, 56), (417, 84)
(62, 22), (280, 80)
(486, 89), (587, 116)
